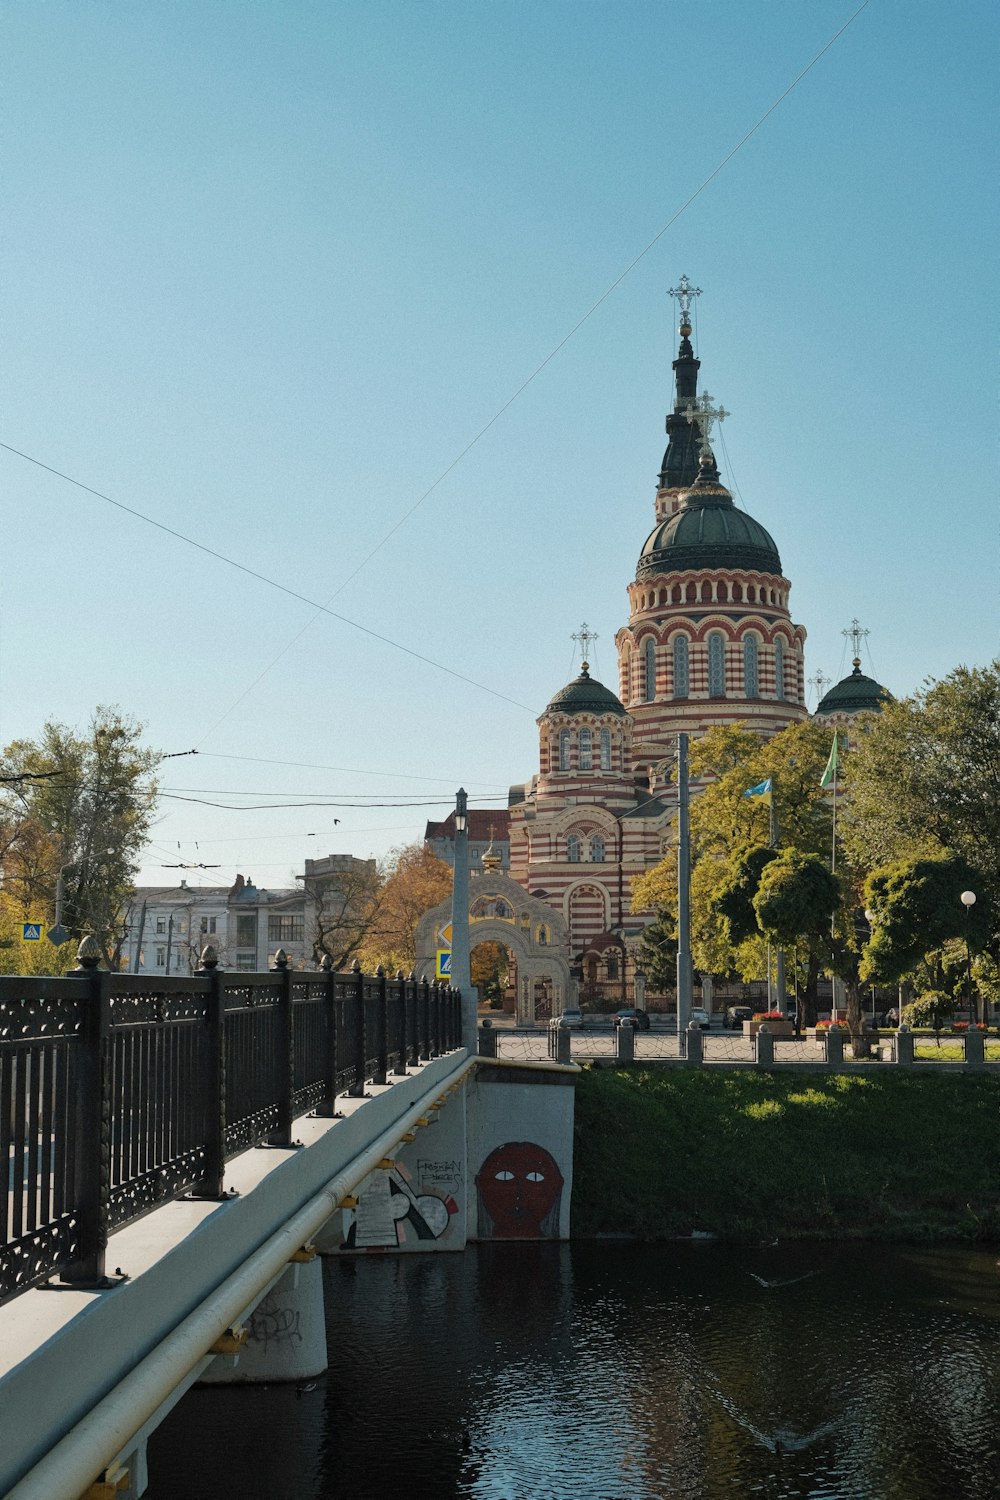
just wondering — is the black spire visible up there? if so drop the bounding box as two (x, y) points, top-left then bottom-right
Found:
(658, 321), (707, 489)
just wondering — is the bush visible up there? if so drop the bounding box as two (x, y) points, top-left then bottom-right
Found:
(902, 992), (954, 1029)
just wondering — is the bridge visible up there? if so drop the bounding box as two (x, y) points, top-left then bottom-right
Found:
(1, 947), (576, 1500)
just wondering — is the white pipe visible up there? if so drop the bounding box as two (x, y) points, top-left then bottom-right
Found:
(7, 1055), (478, 1500)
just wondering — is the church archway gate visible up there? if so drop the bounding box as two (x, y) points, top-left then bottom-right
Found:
(415, 879), (575, 1026)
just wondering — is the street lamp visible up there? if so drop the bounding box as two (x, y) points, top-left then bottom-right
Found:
(863, 909), (878, 1023)
(960, 890), (976, 1026)
(450, 788), (475, 1045)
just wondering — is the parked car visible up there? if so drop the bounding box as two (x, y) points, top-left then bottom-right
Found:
(614, 1007), (651, 1031)
(724, 1005), (753, 1029)
(689, 1007), (712, 1030)
(557, 1008), (585, 1029)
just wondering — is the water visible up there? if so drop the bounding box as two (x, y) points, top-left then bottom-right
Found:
(147, 1241), (1000, 1500)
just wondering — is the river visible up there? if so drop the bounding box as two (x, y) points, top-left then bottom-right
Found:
(147, 1241), (999, 1499)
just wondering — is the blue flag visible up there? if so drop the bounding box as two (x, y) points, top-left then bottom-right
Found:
(743, 778), (772, 802)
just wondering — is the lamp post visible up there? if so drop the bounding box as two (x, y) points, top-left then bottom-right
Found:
(960, 890), (976, 1026)
(863, 909), (877, 1023)
(451, 788), (476, 1045)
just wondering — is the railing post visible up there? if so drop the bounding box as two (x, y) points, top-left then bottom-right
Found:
(478, 1019), (498, 1058)
(893, 1023), (913, 1068)
(615, 1019), (635, 1063)
(429, 979), (440, 1056)
(61, 937), (112, 1288)
(192, 945), (226, 1197)
(418, 973), (431, 1061)
(686, 1019), (704, 1067)
(268, 949), (295, 1146)
(373, 965), (388, 1085)
(314, 954), (339, 1116)
(407, 970), (419, 1067)
(964, 1025), (986, 1069)
(824, 1025), (844, 1068)
(394, 969), (408, 1076)
(755, 1022), (774, 1068)
(349, 959), (366, 1097)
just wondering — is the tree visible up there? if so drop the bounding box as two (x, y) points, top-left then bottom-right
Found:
(302, 858), (383, 971)
(0, 891), (75, 976)
(0, 707), (159, 967)
(636, 909), (676, 994)
(861, 853), (990, 1019)
(842, 660), (1000, 946)
(357, 843), (452, 976)
(471, 940), (509, 1004)
(754, 850), (841, 951)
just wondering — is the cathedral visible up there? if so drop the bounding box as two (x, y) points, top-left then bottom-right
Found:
(424, 279), (889, 1018)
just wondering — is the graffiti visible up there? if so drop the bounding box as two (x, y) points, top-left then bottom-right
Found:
(343, 1161), (460, 1251)
(475, 1142), (564, 1240)
(416, 1158), (463, 1188)
(248, 1294), (302, 1353)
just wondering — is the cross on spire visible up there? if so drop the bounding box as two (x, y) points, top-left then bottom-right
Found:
(842, 618), (869, 666)
(668, 275), (702, 327)
(684, 390), (730, 457)
(808, 669), (831, 705)
(572, 622), (598, 671)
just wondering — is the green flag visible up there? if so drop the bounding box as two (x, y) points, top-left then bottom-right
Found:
(820, 731), (840, 789)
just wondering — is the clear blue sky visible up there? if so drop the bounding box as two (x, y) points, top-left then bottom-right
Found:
(2, 1), (997, 891)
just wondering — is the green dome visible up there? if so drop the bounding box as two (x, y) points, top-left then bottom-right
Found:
(545, 664), (627, 718)
(637, 461), (781, 580)
(815, 662), (892, 717)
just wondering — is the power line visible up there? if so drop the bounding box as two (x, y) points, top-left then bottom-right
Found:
(0, 3), (869, 746)
(193, 750), (508, 787)
(0, 442), (539, 717)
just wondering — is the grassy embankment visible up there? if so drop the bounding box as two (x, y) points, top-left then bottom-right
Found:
(571, 1066), (1000, 1243)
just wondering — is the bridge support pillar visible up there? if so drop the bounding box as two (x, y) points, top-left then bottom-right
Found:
(200, 1256), (328, 1385)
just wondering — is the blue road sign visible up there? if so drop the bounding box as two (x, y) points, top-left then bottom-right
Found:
(22, 923), (43, 941)
(436, 949), (451, 979)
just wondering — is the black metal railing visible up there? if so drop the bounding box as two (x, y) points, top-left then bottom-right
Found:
(0, 949), (461, 1306)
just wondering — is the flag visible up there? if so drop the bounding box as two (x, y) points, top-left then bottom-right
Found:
(820, 732), (840, 789)
(743, 778), (771, 802)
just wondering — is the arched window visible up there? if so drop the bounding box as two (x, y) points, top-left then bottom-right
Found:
(708, 633), (726, 697)
(701, 581), (712, 603)
(559, 729), (570, 771)
(566, 834), (581, 863)
(644, 639), (656, 702)
(579, 728), (592, 770)
(774, 638), (785, 700)
(606, 953), (619, 980)
(537, 925), (548, 946)
(673, 635), (689, 699)
(590, 834), (605, 863)
(744, 636), (759, 697)
(718, 582), (728, 602)
(600, 728), (612, 770)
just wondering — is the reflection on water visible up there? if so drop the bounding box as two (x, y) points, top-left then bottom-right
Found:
(147, 1242), (1000, 1500)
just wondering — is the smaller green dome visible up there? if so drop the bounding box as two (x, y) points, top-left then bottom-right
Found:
(815, 661), (892, 716)
(545, 664), (627, 718)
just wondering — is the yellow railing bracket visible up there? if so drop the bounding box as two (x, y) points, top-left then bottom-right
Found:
(210, 1325), (248, 1355)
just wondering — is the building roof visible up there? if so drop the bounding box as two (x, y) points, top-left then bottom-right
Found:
(424, 809), (511, 842)
(815, 661), (892, 716)
(543, 664), (628, 718)
(638, 456), (781, 579)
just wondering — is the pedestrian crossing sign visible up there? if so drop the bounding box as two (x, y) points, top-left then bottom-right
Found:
(436, 949), (451, 980)
(22, 923), (43, 941)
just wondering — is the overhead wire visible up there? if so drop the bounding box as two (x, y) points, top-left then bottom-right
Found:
(0, 0), (870, 751)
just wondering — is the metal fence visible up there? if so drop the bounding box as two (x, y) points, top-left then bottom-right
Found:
(1, 953), (461, 1306)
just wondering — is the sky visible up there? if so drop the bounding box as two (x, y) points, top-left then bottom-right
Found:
(2, 0), (997, 894)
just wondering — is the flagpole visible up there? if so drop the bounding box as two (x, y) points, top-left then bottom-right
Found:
(771, 776), (786, 1012)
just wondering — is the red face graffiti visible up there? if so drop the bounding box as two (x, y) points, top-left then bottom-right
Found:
(475, 1141), (564, 1239)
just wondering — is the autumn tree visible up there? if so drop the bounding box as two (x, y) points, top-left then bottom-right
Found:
(301, 857), (383, 971)
(357, 842), (452, 976)
(0, 707), (159, 967)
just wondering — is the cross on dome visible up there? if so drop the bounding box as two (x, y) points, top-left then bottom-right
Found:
(842, 618), (870, 666)
(668, 275), (702, 326)
(571, 622), (598, 671)
(684, 390), (730, 457)
(808, 669), (832, 704)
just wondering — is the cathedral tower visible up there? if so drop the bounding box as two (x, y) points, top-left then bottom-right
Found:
(616, 280), (808, 775)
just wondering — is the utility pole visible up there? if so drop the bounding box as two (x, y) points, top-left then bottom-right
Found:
(676, 734), (693, 1031)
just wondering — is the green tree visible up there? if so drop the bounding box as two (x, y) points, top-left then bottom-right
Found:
(0, 707), (159, 967)
(754, 850), (841, 951)
(842, 660), (1000, 945)
(636, 909), (676, 994)
(861, 853), (990, 1020)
